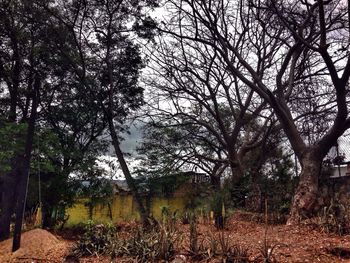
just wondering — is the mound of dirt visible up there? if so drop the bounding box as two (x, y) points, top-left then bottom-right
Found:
(0, 228), (69, 262)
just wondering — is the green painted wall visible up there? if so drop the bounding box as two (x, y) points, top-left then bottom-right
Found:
(65, 194), (189, 226)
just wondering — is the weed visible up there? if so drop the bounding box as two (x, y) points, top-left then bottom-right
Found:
(206, 233), (219, 258)
(161, 206), (178, 231)
(210, 192), (226, 229)
(257, 235), (278, 263)
(256, 199), (279, 263)
(316, 198), (350, 235)
(218, 231), (230, 255)
(113, 223), (180, 262)
(189, 231), (249, 262)
(73, 221), (117, 256)
(217, 232), (248, 263)
(224, 245), (249, 263)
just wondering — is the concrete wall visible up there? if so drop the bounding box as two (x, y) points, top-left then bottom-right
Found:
(65, 194), (189, 226)
(330, 164), (350, 178)
(315, 175), (350, 211)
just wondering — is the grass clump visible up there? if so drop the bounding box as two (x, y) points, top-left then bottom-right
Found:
(317, 199), (350, 235)
(113, 224), (180, 262)
(74, 220), (180, 262)
(74, 221), (117, 256)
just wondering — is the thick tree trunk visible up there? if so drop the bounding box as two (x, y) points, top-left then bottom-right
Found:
(12, 76), (39, 251)
(210, 175), (221, 190)
(0, 172), (17, 240)
(287, 151), (321, 225)
(0, 32), (21, 241)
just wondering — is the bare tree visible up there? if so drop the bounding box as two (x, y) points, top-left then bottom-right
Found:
(143, 32), (277, 187)
(159, 0), (350, 224)
(138, 113), (231, 189)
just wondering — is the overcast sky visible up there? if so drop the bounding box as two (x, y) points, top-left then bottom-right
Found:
(119, 122), (144, 154)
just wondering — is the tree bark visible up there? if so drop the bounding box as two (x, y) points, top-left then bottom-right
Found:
(287, 149), (322, 225)
(0, 171), (17, 240)
(12, 76), (39, 251)
(0, 23), (21, 240)
(210, 175), (221, 190)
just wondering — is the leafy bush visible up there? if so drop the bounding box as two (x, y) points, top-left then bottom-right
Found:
(74, 221), (117, 256)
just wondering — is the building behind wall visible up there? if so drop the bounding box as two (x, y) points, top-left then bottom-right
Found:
(315, 136), (350, 210)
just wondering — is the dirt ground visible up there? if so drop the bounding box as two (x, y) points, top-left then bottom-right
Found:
(0, 212), (349, 262)
(0, 228), (69, 262)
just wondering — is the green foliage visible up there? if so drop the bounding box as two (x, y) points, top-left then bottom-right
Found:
(79, 167), (113, 197)
(0, 122), (27, 172)
(74, 220), (180, 262)
(226, 152), (296, 215)
(209, 191), (227, 229)
(210, 192), (224, 215)
(27, 127), (107, 227)
(138, 173), (189, 198)
(262, 155), (297, 214)
(160, 206), (178, 231)
(74, 221), (117, 256)
(78, 169), (115, 220)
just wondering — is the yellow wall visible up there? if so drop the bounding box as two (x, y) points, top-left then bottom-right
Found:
(65, 194), (189, 226)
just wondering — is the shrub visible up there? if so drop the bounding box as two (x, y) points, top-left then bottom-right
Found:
(113, 224), (180, 262)
(74, 221), (117, 256)
(161, 206), (178, 231)
(225, 245), (249, 263)
(316, 198), (350, 235)
(210, 191), (227, 229)
(190, 229), (249, 262)
(217, 232), (249, 263)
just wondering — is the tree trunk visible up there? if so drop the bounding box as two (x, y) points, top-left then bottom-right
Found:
(12, 76), (39, 251)
(0, 172), (17, 240)
(106, 116), (149, 226)
(0, 30), (21, 241)
(287, 150), (321, 225)
(210, 175), (221, 190)
(41, 206), (51, 229)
